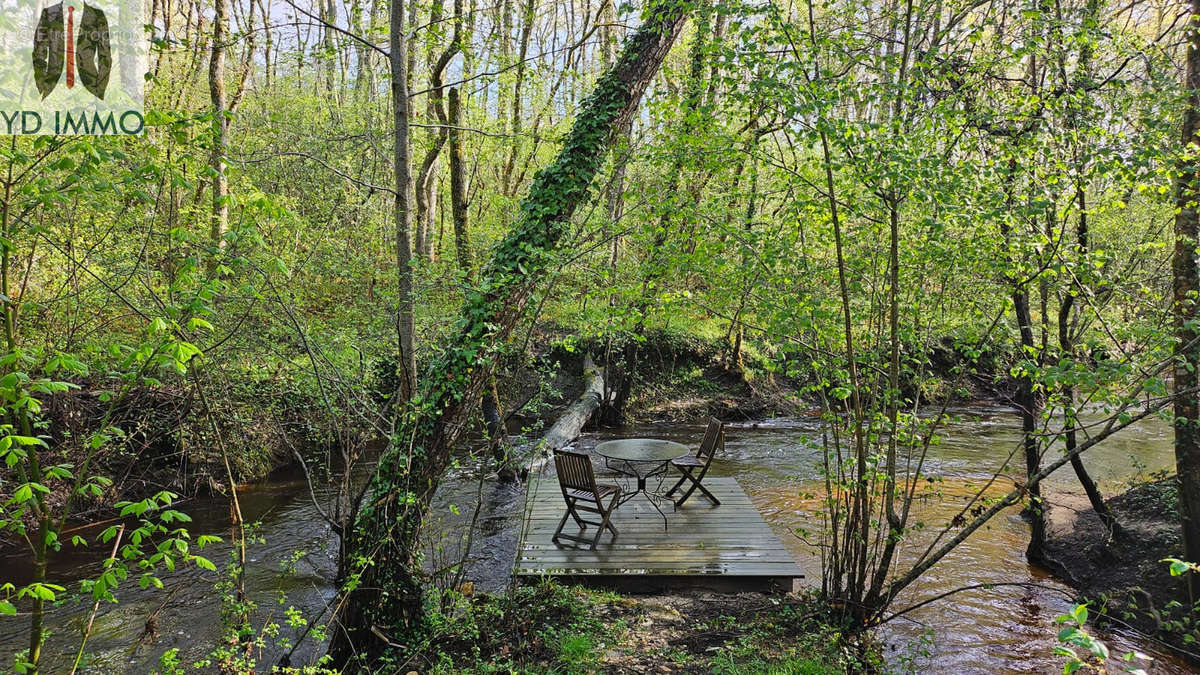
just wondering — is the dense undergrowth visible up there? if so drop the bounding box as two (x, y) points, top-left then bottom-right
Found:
(378, 581), (876, 674)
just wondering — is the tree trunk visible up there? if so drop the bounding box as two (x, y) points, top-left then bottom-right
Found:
(723, 148), (758, 367)
(501, 0), (536, 194)
(483, 376), (508, 472)
(392, 0), (417, 402)
(1061, 186), (1119, 534)
(320, 0), (337, 94)
(537, 355), (604, 459)
(999, 157), (1045, 564)
(1014, 286), (1046, 564)
(498, 0), (513, 134)
(207, 0), (229, 265)
(330, 2), (689, 663)
(415, 0), (447, 259)
(448, 86), (471, 272)
(1175, 0), (1200, 596)
(1058, 0), (1118, 537)
(604, 6), (709, 422)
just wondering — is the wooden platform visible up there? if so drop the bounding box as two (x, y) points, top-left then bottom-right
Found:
(514, 477), (803, 591)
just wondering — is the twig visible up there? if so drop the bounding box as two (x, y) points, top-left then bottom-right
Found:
(881, 582), (1075, 626)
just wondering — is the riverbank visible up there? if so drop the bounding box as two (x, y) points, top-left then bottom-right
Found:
(3, 397), (1188, 672)
(9, 325), (1007, 527)
(405, 581), (878, 673)
(1045, 477), (1200, 664)
(522, 328), (1014, 425)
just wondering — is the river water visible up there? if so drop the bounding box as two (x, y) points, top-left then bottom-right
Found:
(0, 405), (1192, 673)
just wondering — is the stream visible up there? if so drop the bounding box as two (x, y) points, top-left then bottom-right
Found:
(0, 405), (1192, 673)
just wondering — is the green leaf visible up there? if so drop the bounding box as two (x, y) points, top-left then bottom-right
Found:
(1166, 558), (1192, 577)
(1072, 604), (1088, 624)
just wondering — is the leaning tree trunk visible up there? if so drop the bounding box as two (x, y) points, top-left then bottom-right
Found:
(1058, 0), (1119, 536)
(1060, 185), (1119, 535)
(999, 157), (1046, 565)
(1175, 0), (1200, 596)
(329, 1), (690, 663)
(537, 355), (604, 458)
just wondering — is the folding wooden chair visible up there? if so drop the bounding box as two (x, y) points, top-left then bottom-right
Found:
(665, 417), (723, 506)
(551, 450), (621, 549)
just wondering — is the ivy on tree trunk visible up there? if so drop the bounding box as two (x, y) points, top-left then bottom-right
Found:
(329, 0), (692, 662)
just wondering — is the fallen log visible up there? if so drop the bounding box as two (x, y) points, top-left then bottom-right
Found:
(525, 355), (604, 476)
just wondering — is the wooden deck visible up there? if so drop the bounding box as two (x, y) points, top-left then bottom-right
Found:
(514, 477), (803, 591)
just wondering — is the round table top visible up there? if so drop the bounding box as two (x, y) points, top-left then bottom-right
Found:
(594, 438), (689, 462)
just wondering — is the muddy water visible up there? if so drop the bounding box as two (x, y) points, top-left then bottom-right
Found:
(0, 406), (1190, 673)
(613, 408), (1186, 674)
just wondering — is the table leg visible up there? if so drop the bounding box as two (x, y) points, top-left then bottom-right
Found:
(599, 457), (675, 531)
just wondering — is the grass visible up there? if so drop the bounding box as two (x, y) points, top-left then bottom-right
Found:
(697, 598), (876, 674)
(389, 582), (876, 674)
(392, 581), (620, 674)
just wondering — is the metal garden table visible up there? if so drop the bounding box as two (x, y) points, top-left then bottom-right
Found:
(593, 438), (689, 530)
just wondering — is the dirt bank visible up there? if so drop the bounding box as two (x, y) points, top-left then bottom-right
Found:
(1044, 479), (1200, 664)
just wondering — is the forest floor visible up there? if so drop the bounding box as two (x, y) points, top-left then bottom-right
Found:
(415, 582), (876, 673)
(1044, 477), (1199, 663)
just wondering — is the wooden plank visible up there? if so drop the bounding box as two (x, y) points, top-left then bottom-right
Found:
(518, 548), (796, 558)
(523, 522), (781, 532)
(524, 503), (753, 510)
(519, 548), (792, 556)
(525, 494), (752, 502)
(516, 562), (806, 571)
(517, 562), (795, 571)
(514, 560), (803, 570)
(520, 539), (787, 547)
(514, 477), (803, 583)
(523, 521), (772, 529)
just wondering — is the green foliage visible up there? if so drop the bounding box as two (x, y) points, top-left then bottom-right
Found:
(383, 581), (612, 673)
(0, 0), (1191, 669)
(365, 582), (870, 674)
(153, 648), (185, 675)
(1164, 558), (1200, 578)
(702, 598), (877, 674)
(1052, 603), (1150, 674)
(190, 532), (335, 673)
